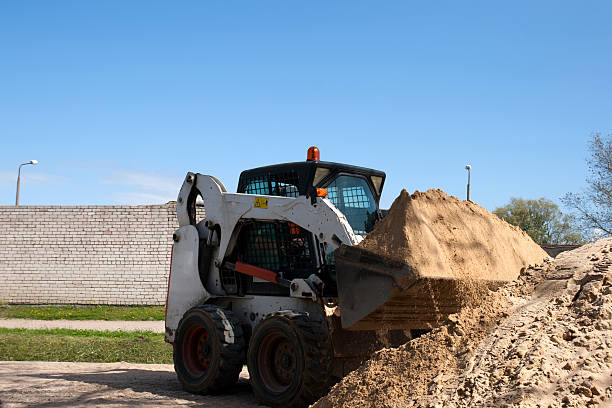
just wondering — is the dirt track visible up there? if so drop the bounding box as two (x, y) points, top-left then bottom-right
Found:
(0, 319), (165, 333)
(0, 361), (260, 407)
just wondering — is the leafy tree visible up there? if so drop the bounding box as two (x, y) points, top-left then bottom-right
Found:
(494, 198), (585, 245)
(562, 134), (612, 237)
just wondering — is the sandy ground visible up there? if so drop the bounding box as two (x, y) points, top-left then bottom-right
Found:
(0, 361), (260, 408)
(0, 319), (165, 333)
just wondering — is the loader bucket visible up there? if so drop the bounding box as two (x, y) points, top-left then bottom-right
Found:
(335, 245), (506, 331)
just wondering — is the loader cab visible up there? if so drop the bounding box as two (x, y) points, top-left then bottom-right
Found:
(237, 160), (386, 235)
(229, 157), (385, 297)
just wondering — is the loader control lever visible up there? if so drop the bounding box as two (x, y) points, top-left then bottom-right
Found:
(223, 261), (291, 288)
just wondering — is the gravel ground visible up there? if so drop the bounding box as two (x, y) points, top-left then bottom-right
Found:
(0, 319), (165, 333)
(0, 361), (260, 407)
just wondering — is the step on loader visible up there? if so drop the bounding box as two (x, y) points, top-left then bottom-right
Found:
(164, 147), (506, 407)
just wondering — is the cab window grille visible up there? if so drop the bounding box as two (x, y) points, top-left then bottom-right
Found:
(272, 181), (299, 197)
(244, 171), (300, 198)
(325, 176), (378, 235)
(243, 223), (280, 271)
(327, 186), (339, 203)
(244, 178), (269, 195)
(237, 221), (314, 279)
(342, 186), (370, 208)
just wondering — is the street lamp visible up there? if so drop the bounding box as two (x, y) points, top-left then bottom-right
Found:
(15, 160), (38, 206)
(465, 164), (471, 202)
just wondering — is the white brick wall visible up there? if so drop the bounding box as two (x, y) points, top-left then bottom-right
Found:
(0, 204), (178, 305)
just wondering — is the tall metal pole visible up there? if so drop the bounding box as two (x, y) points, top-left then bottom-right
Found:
(465, 165), (471, 202)
(15, 160), (38, 206)
(15, 165), (22, 205)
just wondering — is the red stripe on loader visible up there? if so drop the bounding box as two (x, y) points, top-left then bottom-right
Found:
(234, 261), (278, 283)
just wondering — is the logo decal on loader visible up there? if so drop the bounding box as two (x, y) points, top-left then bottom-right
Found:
(254, 197), (268, 209)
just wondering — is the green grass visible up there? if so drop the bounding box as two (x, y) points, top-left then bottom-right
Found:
(0, 328), (173, 364)
(0, 305), (165, 321)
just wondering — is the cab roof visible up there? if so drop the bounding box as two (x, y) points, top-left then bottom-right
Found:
(237, 160), (386, 204)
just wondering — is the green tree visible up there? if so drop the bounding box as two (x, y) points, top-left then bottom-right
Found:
(562, 134), (612, 237)
(493, 198), (585, 245)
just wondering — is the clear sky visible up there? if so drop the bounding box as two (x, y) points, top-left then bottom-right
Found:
(1, 1), (610, 210)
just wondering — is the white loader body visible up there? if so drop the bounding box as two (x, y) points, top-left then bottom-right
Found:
(165, 173), (360, 342)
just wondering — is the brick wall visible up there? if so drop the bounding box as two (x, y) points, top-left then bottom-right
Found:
(0, 204), (178, 305)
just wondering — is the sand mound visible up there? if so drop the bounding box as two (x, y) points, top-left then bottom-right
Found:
(359, 189), (548, 281)
(314, 239), (612, 408)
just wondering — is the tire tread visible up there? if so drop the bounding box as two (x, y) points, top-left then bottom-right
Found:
(174, 304), (245, 393)
(250, 310), (333, 407)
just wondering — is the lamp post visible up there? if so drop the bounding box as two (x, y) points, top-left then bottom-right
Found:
(465, 164), (471, 202)
(15, 160), (38, 205)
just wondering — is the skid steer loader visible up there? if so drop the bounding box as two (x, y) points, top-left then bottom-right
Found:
(165, 147), (479, 407)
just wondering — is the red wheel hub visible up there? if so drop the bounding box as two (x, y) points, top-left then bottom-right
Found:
(258, 332), (296, 393)
(183, 324), (212, 377)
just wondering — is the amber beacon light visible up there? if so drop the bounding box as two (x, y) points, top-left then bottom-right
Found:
(307, 146), (320, 161)
(316, 188), (328, 197)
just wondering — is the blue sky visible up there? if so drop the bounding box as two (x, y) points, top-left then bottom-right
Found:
(0, 1), (610, 210)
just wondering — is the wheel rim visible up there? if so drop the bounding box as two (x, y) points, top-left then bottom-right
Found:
(183, 323), (212, 378)
(257, 331), (296, 393)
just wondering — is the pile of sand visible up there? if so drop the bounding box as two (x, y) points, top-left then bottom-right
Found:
(359, 189), (547, 282)
(314, 239), (612, 408)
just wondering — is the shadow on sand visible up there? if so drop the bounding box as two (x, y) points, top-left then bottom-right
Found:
(21, 367), (259, 407)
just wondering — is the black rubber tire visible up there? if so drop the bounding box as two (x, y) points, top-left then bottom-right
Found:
(247, 311), (333, 408)
(174, 304), (245, 394)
